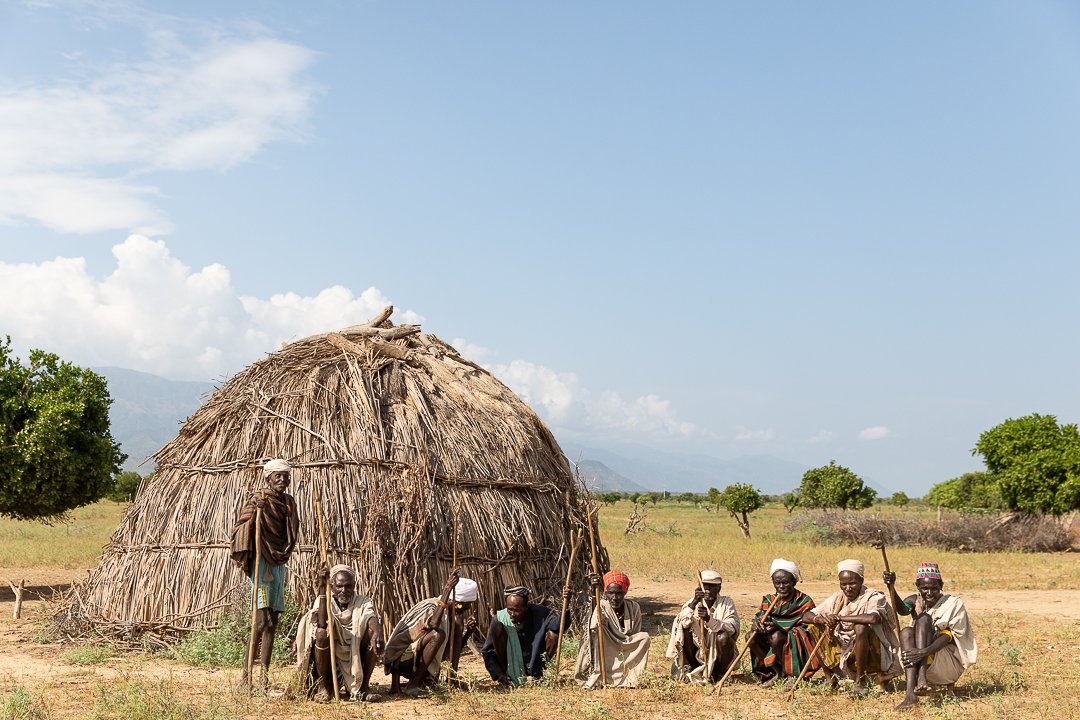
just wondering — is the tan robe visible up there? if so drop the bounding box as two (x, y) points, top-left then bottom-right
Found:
(383, 598), (449, 681)
(915, 594), (977, 685)
(665, 594), (740, 683)
(573, 598), (650, 688)
(294, 592), (377, 697)
(812, 586), (899, 675)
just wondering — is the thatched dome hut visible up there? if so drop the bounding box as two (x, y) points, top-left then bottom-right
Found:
(59, 307), (602, 644)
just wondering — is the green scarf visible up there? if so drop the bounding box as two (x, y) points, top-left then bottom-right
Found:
(496, 608), (525, 685)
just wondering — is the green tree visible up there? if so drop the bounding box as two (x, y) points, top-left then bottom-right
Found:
(598, 491), (622, 506)
(705, 486), (723, 512)
(797, 460), (876, 510)
(781, 491), (799, 514)
(107, 470), (143, 503)
(0, 338), (126, 520)
(889, 491), (910, 508)
(676, 492), (699, 505)
(644, 491), (661, 506)
(925, 471), (1004, 511)
(973, 413), (1080, 515)
(717, 483), (764, 538)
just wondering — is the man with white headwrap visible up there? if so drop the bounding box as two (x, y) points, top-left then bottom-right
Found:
(749, 558), (820, 685)
(383, 571), (480, 696)
(230, 458), (300, 692)
(665, 570), (740, 683)
(803, 559), (899, 694)
(295, 565), (384, 701)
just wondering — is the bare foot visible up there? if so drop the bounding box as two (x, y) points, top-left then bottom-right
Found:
(914, 684), (931, 696)
(896, 694), (920, 709)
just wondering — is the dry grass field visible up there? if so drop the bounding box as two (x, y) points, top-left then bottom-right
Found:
(2, 500), (1078, 720)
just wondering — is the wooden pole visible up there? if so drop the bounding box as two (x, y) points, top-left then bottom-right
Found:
(447, 503), (459, 679)
(245, 507), (262, 692)
(696, 571), (710, 685)
(553, 528), (582, 677)
(585, 503), (607, 687)
(11, 579), (25, 620)
(312, 479), (341, 701)
(786, 596), (851, 701)
(877, 536), (903, 643)
(713, 593), (780, 694)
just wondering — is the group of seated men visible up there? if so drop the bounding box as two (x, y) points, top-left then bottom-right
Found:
(294, 557), (976, 709)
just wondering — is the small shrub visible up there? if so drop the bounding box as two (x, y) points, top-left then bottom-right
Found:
(170, 593), (300, 668)
(1, 685), (49, 720)
(88, 679), (225, 720)
(62, 643), (115, 665)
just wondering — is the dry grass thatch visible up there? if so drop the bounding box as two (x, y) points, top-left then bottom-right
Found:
(55, 307), (603, 645)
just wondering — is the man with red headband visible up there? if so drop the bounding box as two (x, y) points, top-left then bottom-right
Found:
(884, 562), (977, 709)
(567, 570), (651, 688)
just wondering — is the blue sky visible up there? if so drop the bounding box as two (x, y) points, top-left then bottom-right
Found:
(2, 0), (1079, 493)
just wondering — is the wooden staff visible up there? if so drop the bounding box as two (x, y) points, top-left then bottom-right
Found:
(696, 571), (710, 685)
(875, 535), (903, 642)
(786, 595), (851, 701)
(245, 507), (262, 692)
(713, 593), (780, 694)
(313, 480), (341, 701)
(585, 503), (607, 687)
(553, 527), (582, 677)
(447, 503), (460, 679)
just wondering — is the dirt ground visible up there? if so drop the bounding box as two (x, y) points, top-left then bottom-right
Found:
(3, 566), (1080, 719)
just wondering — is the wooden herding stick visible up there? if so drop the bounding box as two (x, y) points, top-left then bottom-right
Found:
(786, 595), (852, 701)
(585, 502), (608, 687)
(245, 507), (262, 692)
(874, 534), (903, 643)
(713, 593), (780, 694)
(447, 502), (460, 679)
(696, 571), (711, 685)
(554, 527), (582, 677)
(312, 480), (341, 701)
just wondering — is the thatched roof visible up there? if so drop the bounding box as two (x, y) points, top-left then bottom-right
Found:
(57, 307), (603, 645)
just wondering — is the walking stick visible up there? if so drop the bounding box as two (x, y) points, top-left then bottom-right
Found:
(585, 503), (608, 687)
(312, 479), (340, 701)
(447, 503), (460, 680)
(874, 534), (903, 643)
(245, 507), (262, 692)
(713, 593), (780, 694)
(554, 528), (582, 677)
(696, 571), (711, 685)
(786, 595), (851, 701)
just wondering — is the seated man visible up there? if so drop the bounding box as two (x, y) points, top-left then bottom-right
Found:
(749, 558), (819, 686)
(294, 564), (383, 702)
(383, 572), (478, 696)
(481, 585), (561, 686)
(665, 570), (739, 683)
(803, 559), (899, 694)
(885, 562), (977, 709)
(571, 571), (651, 688)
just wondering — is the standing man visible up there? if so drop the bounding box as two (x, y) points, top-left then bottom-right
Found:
(665, 570), (740, 683)
(294, 565), (383, 701)
(571, 571), (651, 688)
(804, 559), (899, 695)
(230, 458), (300, 692)
(481, 586), (561, 686)
(885, 562), (977, 709)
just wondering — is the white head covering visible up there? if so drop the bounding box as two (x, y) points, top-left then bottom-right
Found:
(263, 458), (292, 478)
(769, 558), (801, 582)
(329, 564), (354, 581)
(450, 577), (478, 602)
(700, 570), (723, 584)
(837, 559), (864, 578)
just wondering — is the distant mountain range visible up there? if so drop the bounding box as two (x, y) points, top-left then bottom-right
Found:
(94, 367), (890, 496)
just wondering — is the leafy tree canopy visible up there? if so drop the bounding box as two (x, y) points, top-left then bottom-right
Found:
(890, 491), (910, 507)
(0, 338), (126, 520)
(107, 470), (143, 503)
(973, 413), (1080, 515)
(797, 460), (876, 510)
(717, 482), (763, 538)
(925, 471), (1004, 511)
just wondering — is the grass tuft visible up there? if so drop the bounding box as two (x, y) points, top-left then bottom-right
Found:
(1, 685), (49, 720)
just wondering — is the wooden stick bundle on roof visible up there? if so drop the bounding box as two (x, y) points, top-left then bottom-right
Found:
(53, 307), (601, 645)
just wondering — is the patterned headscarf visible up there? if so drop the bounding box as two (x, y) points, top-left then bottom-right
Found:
(503, 585), (530, 600)
(603, 571), (630, 592)
(916, 562), (942, 581)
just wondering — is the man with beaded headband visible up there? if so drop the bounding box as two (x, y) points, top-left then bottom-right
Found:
(884, 562), (977, 709)
(571, 570), (651, 688)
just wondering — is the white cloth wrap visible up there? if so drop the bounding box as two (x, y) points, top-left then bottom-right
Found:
(836, 559), (865, 577)
(450, 578), (478, 602)
(665, 594), (740, 684)
(769, 558), (801, 582)
(920, 594), (978, 669)
(573, 598), (650, 689)
(812, 585), (899, 674)
(263, 458), (292, 477)
(294, 592), (377, 697)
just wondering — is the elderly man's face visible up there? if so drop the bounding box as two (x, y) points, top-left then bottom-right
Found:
(604, 583), (626, 611)
(703, 582), (721, 604)
(267, 470), (290, 493)
(771, 570), (797, 599)
(916, 578), (943, 607)
(505, 594), (529, 626)
(331, 571), (356, 606)
(838, 570), (864, 601)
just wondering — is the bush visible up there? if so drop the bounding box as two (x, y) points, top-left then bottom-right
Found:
(170, 591), (300, 667)
(784, 510), (1072, 552)
(926, 472), (1004, 511)
(1, 685), (48, 720)
(106, 471), (142, 503)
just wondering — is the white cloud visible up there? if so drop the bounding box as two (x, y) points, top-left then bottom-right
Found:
(449, 338), (494, 364)
(808, 429), (837, 443)
(858, 426), (892, 441)
(0, 7), (318, 235)
(735, 427), (775, 442)
(0, 236), (418, 380)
